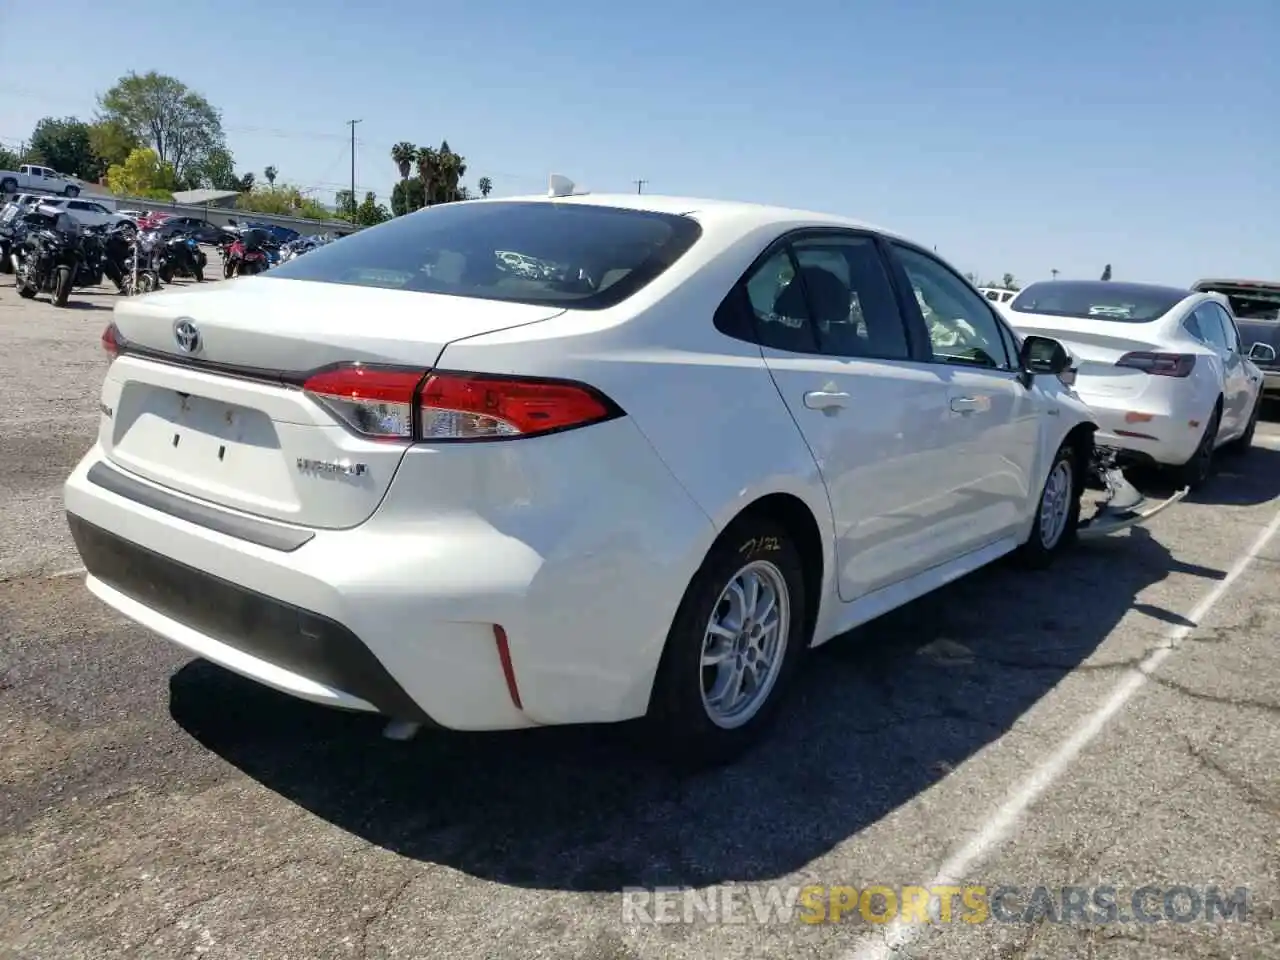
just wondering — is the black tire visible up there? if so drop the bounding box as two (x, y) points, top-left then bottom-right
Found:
(1016, 440), (1081, 569)
(194, 264), (204, 282)
(158, 265), (173, 284)
(138, 271), (158, 293)
(52, 266), (71, 307)
(647, 516), (809, 769)
(1172, 403), (1221, 489)
(1223, 394), (1261, 456)
(64, 185), (80, 198)
(0, 177), (16, 194)
(0, 250), (10, 275)
(17, 284), (35, 299)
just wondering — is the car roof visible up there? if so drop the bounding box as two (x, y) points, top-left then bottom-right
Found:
(488, 191), (912, 242)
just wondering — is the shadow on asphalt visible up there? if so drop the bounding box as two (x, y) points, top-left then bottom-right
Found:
(168, 460), (1247, 893)
(1130, 445), (1280, 508)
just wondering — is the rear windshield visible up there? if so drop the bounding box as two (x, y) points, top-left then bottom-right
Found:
(263, 200), (703, 310)
(1009, 281), (1187, 322)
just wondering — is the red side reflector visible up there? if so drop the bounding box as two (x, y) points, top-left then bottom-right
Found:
(101, 321), (121, 358)
(493, 625), (523, 710)
(1115, 352), (1196, 378)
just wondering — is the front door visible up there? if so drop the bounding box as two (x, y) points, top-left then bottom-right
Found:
(883, 242), (1041, 555)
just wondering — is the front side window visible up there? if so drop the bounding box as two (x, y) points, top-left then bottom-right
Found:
(890, 244), (1011, 369)
(1209, 303), (1240, 352)
(264, 200), (703, 311)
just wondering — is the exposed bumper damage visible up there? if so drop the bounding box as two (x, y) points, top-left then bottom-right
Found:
(1078, 443), (1188, 541)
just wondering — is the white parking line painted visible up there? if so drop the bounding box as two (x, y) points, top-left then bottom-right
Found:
(50, 565), (87, 578)
(843, 502), (1280, 960)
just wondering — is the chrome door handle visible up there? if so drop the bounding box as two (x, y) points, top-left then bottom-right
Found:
(950, 396), (982, 413)
(803, 390), (850, 410)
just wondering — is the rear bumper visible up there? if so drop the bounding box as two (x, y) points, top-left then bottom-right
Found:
(1073, 394), (1205, 467)
(62, 420), (715, 731)
(69, 514), (431, 723)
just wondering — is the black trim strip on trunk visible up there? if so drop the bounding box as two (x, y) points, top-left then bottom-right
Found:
(67, 513), (436, 725)
(87, 460), (315, 552)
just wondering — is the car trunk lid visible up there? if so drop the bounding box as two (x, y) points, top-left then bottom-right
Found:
(1006, 311), (1170, 399)
(101, 279), (565, 530)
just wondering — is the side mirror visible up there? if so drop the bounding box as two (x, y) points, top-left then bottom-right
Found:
(1248, 342), (1276, 363)
(1020, 335), (1073, 375)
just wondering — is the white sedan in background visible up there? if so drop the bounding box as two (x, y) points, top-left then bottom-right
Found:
(1003, 279), (1265, 487)
(66, 189), (1155, 768)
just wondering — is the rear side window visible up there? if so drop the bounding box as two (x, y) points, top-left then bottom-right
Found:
(264, 200), (702, 311)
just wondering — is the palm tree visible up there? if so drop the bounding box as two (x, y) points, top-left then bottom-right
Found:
(437, 141), (466, 202)
(1051, 268), (1059, 280)
(391, 142), (416, 181)
(264, 166), (277, 188)
(415, 146), (439, 207)
(478, 177), (492, 198)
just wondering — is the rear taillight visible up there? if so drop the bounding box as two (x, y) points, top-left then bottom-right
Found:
(304, 364), (621, 442)
(302, 365), (426, 440)
(101, 321), (121, 359)
(1115, 352), (1196, 378)
(418, 371), (617, 440)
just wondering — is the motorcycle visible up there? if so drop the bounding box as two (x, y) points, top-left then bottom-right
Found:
(223, 227), (271, 278)
(157, 232), (206, 283)
(15, 216), (90, 307)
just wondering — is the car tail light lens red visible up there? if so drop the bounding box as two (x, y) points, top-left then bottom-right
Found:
(418, 372), (617, 440)
(101, 321), (122, 359)
(302, 365), (620, 441)
(1115, 352), (1196, 378)
(302, 365), (427, 440)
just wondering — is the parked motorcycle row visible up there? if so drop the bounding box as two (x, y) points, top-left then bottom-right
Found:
(0, 196), (340, 306)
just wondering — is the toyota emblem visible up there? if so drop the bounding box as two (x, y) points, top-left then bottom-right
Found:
(173, 318), (201, 354)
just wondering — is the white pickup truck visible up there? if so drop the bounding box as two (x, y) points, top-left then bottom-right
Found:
(0, 164), (81, 198)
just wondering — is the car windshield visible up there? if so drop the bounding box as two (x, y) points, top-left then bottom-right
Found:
(1009, 281), (1187, 322)
(262, 200), (703, 310)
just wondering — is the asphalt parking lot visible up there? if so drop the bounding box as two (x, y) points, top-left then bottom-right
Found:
(2, 267), (1278, 960)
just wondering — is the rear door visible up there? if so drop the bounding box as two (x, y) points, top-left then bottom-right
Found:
(743, 230), (964, 601)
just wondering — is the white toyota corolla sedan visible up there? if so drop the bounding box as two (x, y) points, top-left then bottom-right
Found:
(1002, 279), (1266, 488)
(65, 189), (1110, 766)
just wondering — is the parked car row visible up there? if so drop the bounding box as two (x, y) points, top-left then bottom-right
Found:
(56, 185), (1274, 769)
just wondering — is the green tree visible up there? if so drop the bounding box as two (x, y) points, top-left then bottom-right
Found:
(88, 118), (139, 171)
(1001, 272), (1018, 290)
(264, 165), (277, 188)
(478, 176), (492, 198)
(28, 117), (99, 179)
(390, 176), (425, 216)
(0, 145), (22, 171)
(436, 140), (466, 201)
(355, 191), (390, 226)
(334, 189), (356, 221)
(105, 147), (178, 198)
(194, 146), (242, 191)
(238, 171), (256, 192)
(1100, 264), (1112, 281)
(235, 184), (330, 220)
(97, 71), (226, 183)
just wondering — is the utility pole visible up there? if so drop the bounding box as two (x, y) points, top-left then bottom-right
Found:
(347, 119), (362, 219)
(632, 178), (648, 194)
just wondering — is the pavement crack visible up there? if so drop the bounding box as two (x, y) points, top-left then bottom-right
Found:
(357, 873), (417, 960)
(1184, 738), (1280, 817)
(1152, 674), (1280, 717)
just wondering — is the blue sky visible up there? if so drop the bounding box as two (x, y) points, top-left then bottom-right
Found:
(1, 0), (1276, 285)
